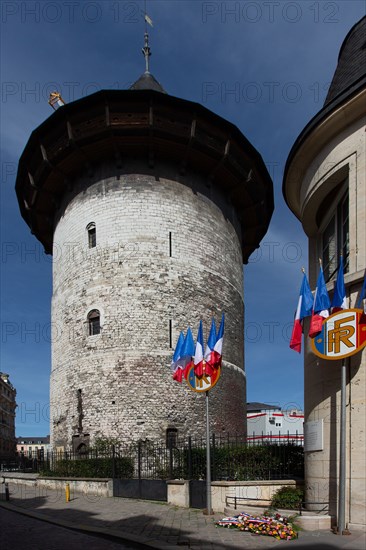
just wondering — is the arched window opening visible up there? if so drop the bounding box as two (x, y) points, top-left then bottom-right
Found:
(72, 433), (90, 454)
(87, 222), (96, 248)
(87, 309), (100, 336)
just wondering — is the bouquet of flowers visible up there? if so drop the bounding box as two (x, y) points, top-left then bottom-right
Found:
(215, 511), (298, 540)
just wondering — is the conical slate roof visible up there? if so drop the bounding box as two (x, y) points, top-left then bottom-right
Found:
(15, 86), (274, 261)
(283, 15), (366, 211)
(324, 16), (366, 107)
(130, 71), (166, 93)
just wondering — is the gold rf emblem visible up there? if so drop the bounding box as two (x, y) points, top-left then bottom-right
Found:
(327, 316), (355, 354)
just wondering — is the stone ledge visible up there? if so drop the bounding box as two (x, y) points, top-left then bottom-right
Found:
(297, 514), (333, 531)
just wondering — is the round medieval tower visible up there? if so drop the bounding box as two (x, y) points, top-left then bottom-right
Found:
(15, 63), (273, 449)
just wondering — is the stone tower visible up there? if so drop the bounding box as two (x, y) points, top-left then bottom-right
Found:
(283, 17), (366, 530)
(16, 64), (273, 449)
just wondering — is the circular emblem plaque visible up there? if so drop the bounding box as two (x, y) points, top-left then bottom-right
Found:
(185, 364), (221, 393)
(311, 309), (366, 361)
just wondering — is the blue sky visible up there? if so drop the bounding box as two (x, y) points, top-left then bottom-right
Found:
(1, 1), (365, 437)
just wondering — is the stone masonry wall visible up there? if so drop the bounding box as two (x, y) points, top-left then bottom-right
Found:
(50, 163), (246, 447)
(301, 120), (365, 529)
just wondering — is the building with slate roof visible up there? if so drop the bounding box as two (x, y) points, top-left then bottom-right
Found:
(16, 436), (51, 458)
(283, 16), (366, 531)
(246, 402), (279, 412)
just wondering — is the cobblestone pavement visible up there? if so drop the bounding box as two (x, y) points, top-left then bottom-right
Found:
(1, 483), (365, 550)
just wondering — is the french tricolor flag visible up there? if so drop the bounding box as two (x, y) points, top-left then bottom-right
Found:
(289, 272), (313, 353)
(309, 264), (331, 338)
(356, 272), (366, 314)
(211, 313), (225, 369)
(179, 327), (195, 380)
(194, 320), (204, 377)
(172, 328), (195, 382)
(171, 331), (185, 382)
(331, 256), (348, 313)
(204, 318), (217, 376)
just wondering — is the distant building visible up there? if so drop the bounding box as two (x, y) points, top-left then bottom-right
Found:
(16, 436), (51, 458)
(0, 373), (17, 459)
(247, 402), (304, 445)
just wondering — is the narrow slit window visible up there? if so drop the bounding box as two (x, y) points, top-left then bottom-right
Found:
(320, 189), (349, 282)
(87, 309), (100, 336)
(87, 223), (96, 248)
(166, 428), (178, 449)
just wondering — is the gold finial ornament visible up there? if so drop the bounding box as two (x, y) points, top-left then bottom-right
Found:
(48, 92), (66, 110)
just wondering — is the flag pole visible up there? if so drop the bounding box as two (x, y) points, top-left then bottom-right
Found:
(205, 389), (213, 514)
(337, 358), (347, 534)
(337, 250), (346, 534)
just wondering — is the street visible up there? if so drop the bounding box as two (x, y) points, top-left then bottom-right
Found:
(0, 507), (148, 550)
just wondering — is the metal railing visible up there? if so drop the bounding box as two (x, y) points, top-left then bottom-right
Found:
(226, 495), (332, 515)
(6, 434), (304, 481)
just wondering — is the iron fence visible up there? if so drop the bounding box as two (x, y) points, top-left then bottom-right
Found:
(5, 433), (304, 481)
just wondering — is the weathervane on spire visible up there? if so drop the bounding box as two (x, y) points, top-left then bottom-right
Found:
(142, 31), (151, 73)
(142, 0), (153, 73)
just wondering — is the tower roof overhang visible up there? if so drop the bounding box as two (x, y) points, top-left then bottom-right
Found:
(15, 89), (274, 263)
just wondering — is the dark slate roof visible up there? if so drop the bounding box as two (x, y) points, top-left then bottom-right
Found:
(283, 16), (366, 206)
(15, 88), (274, 262)
(17, 436), (50, 444)
(130, 71), (166, 93)
(324, 16), (366, 106)
(247, 402), (279, 412)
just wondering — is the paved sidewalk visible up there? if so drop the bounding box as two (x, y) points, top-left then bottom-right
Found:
(0, 483), (365, 549)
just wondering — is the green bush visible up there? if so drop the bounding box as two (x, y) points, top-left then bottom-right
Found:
(220, 445), (282, 480)
(41, 457), (134, 478)
(92, 437), (120, 455)
(270, 486), (304, 510)
(182, 444), (303, 481)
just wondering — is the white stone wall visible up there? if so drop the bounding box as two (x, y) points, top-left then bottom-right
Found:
(50, 165), (246, 447)
(298, 117), (366, 529)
